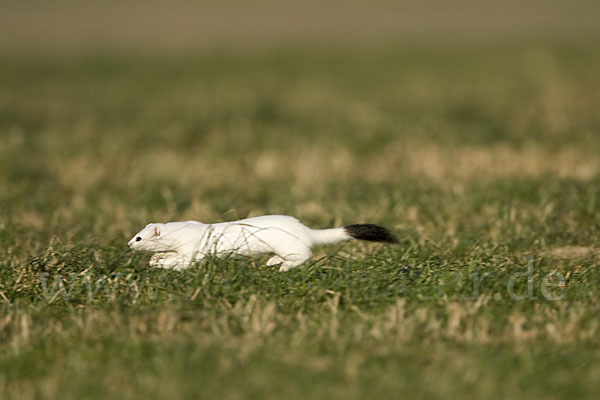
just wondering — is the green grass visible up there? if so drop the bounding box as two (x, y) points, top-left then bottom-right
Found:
(1, 43), (600, 399)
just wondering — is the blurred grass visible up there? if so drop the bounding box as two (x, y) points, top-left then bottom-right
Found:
(1, 18), (600, 400)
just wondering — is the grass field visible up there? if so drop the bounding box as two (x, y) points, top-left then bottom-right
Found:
(1, 41), (600, 399)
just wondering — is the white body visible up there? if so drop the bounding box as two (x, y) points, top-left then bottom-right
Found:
(128, 215), (351, 271)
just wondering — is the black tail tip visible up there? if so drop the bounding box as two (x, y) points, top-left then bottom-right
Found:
(344, 224), (399, 244)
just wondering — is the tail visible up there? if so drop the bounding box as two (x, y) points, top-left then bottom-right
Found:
(310, 224), (398, 245)
(344, 224), (399, 244)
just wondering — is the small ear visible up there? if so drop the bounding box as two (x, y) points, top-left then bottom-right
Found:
(153, 225), (160, 237)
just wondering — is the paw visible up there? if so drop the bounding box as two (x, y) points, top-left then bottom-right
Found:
(266, 255), (284, 266)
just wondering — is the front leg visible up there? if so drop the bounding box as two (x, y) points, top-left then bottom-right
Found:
(150, 252), (186, 270)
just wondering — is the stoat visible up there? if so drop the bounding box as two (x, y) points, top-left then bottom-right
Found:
(128, 215), (398, 271)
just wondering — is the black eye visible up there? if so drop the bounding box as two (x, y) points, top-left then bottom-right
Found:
(136, 236), (142, 242)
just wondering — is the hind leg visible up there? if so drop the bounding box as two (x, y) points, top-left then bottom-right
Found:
(277, 249), (312, 272)
(266, 255), (284, 266)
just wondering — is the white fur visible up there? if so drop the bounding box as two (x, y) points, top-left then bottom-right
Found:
(127, 215), (351, 271)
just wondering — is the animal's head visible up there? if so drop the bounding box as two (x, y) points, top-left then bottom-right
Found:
(128, 223), (167, 251)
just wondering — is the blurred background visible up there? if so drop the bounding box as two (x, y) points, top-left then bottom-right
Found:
(1, 0), (599, 237)
(1, 0), (599, 53)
